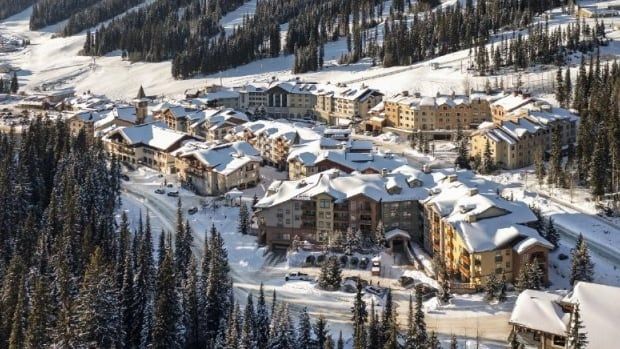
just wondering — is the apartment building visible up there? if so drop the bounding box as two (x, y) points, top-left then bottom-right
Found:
(470, 103), (578, 169)
(423, 174), (552, 286)
(188, 108), (249, 141)
(230, 120), (321, 170)
(157, 106), (207, 133)
(255, 167), (432, 249)
(103, 122), (197, 174)
(174, 141), (261, 196)
(383, 92), (497, 132)
(313, 85), (383, 125)
(287, 137), (407, 180)
(264, 82), (318, 119)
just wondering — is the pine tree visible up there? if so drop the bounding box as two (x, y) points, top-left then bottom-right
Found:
(566, 303), (588, 349)
(314, 315), (328, 349)
(337, 331), (344, 349)
(1, 255), (26, 347)
(238, 203), (250, 235)
(10, 72), (18, 94)
(120, 251), (135, 347)
(183, 255), (202, 348)
(534, 148), (547, 186)
(570, 234), (595, 286)
(351, 281), (367, 349)
(556, 67), (566, 107)
(484, 273), (499, 302)
(548, 127), (563, 186)
(413, 283), (428, 346)
(297, 307), (312, 349)
(318, 257), (341, 291)
(544, 218), (560, 249)
(367, 300), (380, 349)
(204, 225), (232, 342)
(152, 247), (183, 349)
(482, 139), (495, 174)
(74, 247), (122, 348)
(7, 277), (26, 349)
(25, 272), (52, 347)
(589, 130), (607, 198)
(240, 294), (256, 349)
(255, 283), (270, 348)
(428, 331), (441, 349)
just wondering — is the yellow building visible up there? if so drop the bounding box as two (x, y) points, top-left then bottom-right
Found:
(383, 92), (497, 133)
(470, 103), (578, 169)
(314, 85), (383, 125)
(423, 175), (552, 286)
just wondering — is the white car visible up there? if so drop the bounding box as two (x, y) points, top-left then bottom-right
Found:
(284, 272), (312, 282)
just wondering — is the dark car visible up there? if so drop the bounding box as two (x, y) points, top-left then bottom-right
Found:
(416, 283), (438, 300)
(187, 207), (198, 215)
(359, 257), (370, 269)
(344, 276), (369, 288)
(167, 191), (179, 197)
(120, 174), (130, 181)
(398, 276), (416, 289)
(154, 188), (165, 194)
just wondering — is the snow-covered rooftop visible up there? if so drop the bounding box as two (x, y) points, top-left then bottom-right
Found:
(176, 141), (261, 175)
(510, 289), (568, 336)
(256, 167), (435, 209)
(107, 122), (193, 151)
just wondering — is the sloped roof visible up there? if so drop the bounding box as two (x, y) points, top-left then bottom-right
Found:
(110, 122), (192, 151)
(510, 289), (569, 336)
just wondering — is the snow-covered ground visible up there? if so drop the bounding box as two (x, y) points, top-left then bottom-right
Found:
(3, 1), (619, 101)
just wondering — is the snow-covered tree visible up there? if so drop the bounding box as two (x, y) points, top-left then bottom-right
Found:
(570, 234), (594, 286)
(318, 258), (342, 291)
(313, 315), (328, 349)
(297, 307), (312, 349)
(238, 203), (250, 235)
(544, 218), (560, 250)
(566, 303), (588, 349)
(151, 248), (184, 349)
(351, 281), (367, 349)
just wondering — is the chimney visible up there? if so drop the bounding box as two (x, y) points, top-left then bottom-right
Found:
(381, 168), (389, 177)
(402, 90), (409, 97)
(447, 174), (458, 182)
(467, 214), (477, 223)
(468, 188), (479, 196)
(414, 92), (421, 98)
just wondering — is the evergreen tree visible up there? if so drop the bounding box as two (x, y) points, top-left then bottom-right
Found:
(544, 218), (560, 249)
(337, 331), (344, 349)
(481, 139), (495, 174)
(240, 293), (256, 349)
(450, 334), (459, 349)
(556, 67), (566, 107)
(256, 283), (270, 348)
(566, 303), (588, 349)
(484, 273), (499, 302)
(152, 247), (184, 349)
(314, 315), (328, 349)
(413, 283), (428, 346)
(25, 273), (52, 347)
(9, 73), (18, 94)
(367, 300), (380, 349)
(570, 234), (595, 286)
(297, 307), (312, 349)
(74, 247), (122, 348)
(351, 281), (367, 349)
(7, 277), (26, 349)
(548, 127), (563, 186)
(374, 220), (386, 248)
(183, 256), (202, 348)
(428, 331), (441, 349)
(238, 203), (250, 235)
(318, 257), (342, 291)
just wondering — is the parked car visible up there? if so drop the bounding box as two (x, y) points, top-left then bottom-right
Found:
(166, 183), (174, 188)
(416, 283), (438, 300)
(284, 272), (312, 282)
(344, 276), (369, 288)
(120, 174), (130, 181)
(187, 207), (198, 215)
(341, 279), (362, 293)
(398, 276), (416, 289)
(365, 285), (387, 298)
(154, 188), (165, 194)
(371, 260), (381, 276)
(167, 191), (179, 197)
(359, 257), (370, 269)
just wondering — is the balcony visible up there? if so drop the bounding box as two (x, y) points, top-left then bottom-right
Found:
(460, 254), (470, 266)
(459, 264), (470, 277)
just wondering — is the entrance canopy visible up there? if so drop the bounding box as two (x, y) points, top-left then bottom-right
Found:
(385, 228), (411, 241)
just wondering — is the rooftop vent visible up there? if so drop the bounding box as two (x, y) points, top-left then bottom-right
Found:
(468, 188), (479, 196)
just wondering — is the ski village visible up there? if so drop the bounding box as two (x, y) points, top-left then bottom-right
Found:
(1, 0), (620, 348)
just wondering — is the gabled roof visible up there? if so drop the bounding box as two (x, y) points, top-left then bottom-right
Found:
(107, 122), (194, 152)
(510, 289), (569, 336)
(178, 141), (261, 175)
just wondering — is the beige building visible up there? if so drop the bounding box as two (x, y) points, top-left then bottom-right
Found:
(174, 141), (261, 196)
(188, 108), (249, 141)
(471, 101), (578, 169)
(103, 122), (197, 174)
(384, 92), (497, 131)
(423, 174), (552, 287)
(313, 85), (383, 125)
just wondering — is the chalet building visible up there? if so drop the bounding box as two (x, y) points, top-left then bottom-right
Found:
(255, 166), (432, 249)
(103, 122), (197, 174)
(264, 82), (317, 119)
(287, 138), (406, 180)
(235, 84), (268, 114)
(470, 104), (578, 169)
(313, 85), (384, 125)
(158, 106), (204, 133)
(174, 141), (261, 196)
(230, 120), (321, 170)
(188, 108), (249, 141)
(423, 173), (552, 286)
(383, 92), (499, 134)
(509, 282), (620, 349)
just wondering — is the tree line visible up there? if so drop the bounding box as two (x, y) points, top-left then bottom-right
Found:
(0, 0), (35, 21)
(61, 0), (145, 36)
(30, 0), (101, 30)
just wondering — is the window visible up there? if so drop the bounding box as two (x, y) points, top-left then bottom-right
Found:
(320, 199), (330, 208)
(282, 233), (290, 240)
(285, 219), (290, 225)
(505, 261), (511, 268)
(495, 267), (503, 274)
(553, 336), (566, 346)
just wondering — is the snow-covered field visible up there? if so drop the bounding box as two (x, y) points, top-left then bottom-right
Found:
(2, 1), (619, 101)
